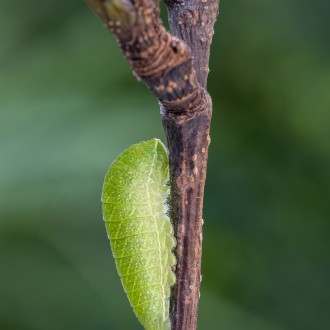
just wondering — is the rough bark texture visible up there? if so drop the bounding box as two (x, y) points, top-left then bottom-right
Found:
(162, 1), (218, 329)
(164, 0), (219, 88)
(85, 0), (218, 329)
(162, 108), (211, 330)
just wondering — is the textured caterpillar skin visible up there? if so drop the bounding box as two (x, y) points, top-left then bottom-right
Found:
(102, 139), (176, 330)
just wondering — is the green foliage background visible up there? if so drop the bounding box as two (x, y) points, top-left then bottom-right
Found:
(0, 1), (329, 329)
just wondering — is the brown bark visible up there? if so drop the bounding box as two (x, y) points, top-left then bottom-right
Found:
(164, 0), (219, 88)
(162, 108), (211, 330)
(162, 2), (218, 329)
(85, 0), (218, 329)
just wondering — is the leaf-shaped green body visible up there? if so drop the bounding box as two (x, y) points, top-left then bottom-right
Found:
(102, 139), (176, 330)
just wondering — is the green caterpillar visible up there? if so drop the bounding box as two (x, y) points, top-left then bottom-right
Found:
(102, 139), (176, 330)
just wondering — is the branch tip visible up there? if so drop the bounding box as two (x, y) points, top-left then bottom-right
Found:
(85, 0), (136, 31)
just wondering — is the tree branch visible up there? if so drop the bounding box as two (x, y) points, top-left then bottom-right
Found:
(164, 0), (219, 88)
(85, 0), (218, 329)
(85, 0), (209, 114)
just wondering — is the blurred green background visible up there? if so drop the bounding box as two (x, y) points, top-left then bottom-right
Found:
(1, 1), (329, 329)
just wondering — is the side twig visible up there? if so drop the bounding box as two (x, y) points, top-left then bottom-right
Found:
(85, 0), (218, 329)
